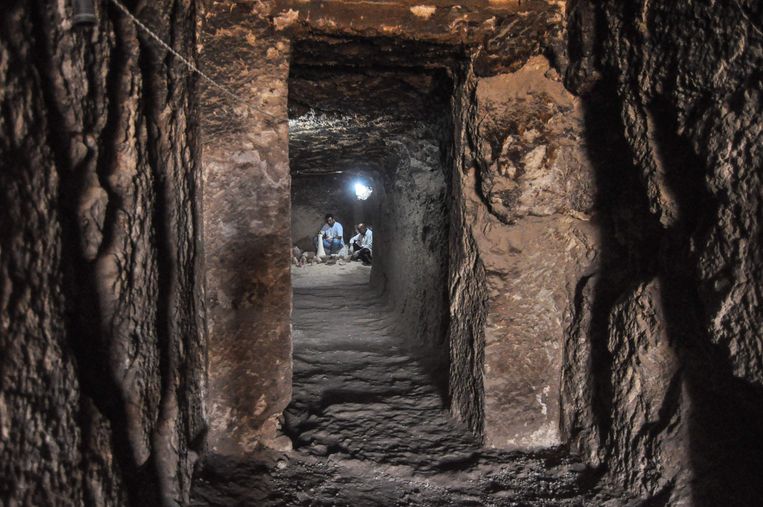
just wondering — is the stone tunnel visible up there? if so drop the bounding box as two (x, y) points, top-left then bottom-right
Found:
(2, 1), (763, 506)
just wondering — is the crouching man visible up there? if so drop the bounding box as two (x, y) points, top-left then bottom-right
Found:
(350, 223), (373, 265)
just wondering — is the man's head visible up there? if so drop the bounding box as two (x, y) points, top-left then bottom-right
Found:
(325, 214), (335, 226)
(357, 223), (367, 235)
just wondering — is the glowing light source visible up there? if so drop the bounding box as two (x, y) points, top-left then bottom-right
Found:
(354, 182), (373, 200)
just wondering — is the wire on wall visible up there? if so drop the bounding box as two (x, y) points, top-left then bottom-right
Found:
(107, 0), (279, 120)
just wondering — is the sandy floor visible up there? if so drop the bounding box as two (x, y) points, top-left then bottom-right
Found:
(191, 264), (635, 506)
(291, 260), (373, 289)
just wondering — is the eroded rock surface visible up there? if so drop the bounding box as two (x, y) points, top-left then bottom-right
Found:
(558, 1), (763, 504)
(1, 1), (205, 504)
(448, 54), (600, 450)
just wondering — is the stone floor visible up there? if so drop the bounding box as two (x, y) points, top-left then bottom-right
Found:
(190, 263), (636, 506)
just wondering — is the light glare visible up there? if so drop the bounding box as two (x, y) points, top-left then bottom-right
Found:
(354, 182), (373, 200)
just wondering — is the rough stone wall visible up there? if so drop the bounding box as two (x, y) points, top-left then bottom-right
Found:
(0, 0), (205, 505)
(372, 123), (450, 391)
(449, 55), (600, 448)
(200, 1), (293, 453)
(276, 0), (563, 62)
(562, 0), (763, 503)
(447, 69), (488, 437)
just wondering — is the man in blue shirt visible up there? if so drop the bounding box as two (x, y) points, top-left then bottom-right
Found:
(319, 214), (344, 255)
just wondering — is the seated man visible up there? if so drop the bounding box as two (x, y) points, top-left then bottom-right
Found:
(349, 223), (373, 265)
(319, 214), (344, 255)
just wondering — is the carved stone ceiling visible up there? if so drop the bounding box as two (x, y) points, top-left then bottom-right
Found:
(288, 41), (454, 175)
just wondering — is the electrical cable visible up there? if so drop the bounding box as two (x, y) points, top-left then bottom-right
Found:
(107, 0), (279, 119)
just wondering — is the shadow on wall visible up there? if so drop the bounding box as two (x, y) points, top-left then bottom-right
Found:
(648, 93), (763, 507)
(573, 60), (763, 507)
(369, 131), (451, 404)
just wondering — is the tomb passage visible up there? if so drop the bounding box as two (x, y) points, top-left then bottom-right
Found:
(4, 1), (763, 506)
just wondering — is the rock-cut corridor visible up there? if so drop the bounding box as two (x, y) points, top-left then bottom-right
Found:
(190, 264), (633, 506)
(3, 1), (763, 505)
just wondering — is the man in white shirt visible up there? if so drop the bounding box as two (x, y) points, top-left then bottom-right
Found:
(349, 223), (373, 265)
(319, 214), (344, 254)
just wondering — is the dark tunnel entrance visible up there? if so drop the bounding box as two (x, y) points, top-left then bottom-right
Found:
(283, 39), (457, 453)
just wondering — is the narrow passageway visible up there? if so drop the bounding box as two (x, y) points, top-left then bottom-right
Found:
(285, 263), (477, 469)
(190, 264), (633, 506)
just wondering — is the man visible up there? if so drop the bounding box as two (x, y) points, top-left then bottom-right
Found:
(349, 223), (373, 265)
(319, 214), (344, 255)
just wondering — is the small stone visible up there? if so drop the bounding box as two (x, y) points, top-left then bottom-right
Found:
(311, 444), (329, 456)
(265, 435), (293, 452)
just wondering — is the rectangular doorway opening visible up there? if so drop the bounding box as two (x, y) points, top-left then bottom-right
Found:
(284, 38), (465, 462)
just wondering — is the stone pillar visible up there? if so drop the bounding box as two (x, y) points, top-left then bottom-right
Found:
(451, 56), (600, 449)
(201, 3), (293, 453)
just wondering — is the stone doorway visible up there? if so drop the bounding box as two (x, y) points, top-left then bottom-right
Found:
(284, 39), (456, 456)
